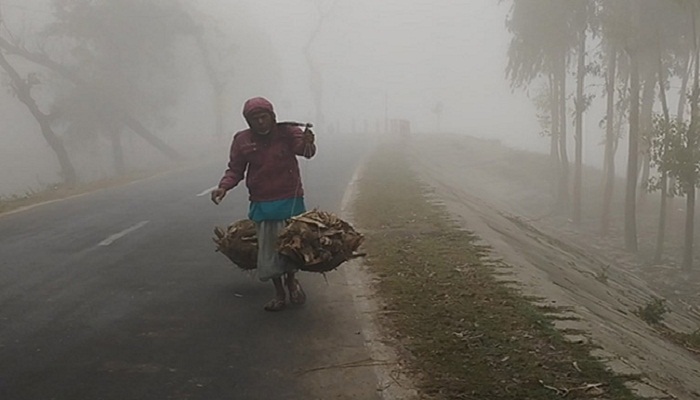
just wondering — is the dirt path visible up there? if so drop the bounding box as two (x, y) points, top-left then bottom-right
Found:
(407, 134), (700, 399)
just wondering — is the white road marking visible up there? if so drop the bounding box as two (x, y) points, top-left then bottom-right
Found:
(98, 221), (150, 246)
(197, 186), (217, 197)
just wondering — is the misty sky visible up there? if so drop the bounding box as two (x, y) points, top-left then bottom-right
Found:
(3, 0), (623, 197)
(195, 0), (542, 151)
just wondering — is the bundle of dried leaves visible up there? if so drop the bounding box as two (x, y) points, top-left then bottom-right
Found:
(213, 219), (258, 270)
(214, 211), (364, 273)
(278, 210), (365, 273)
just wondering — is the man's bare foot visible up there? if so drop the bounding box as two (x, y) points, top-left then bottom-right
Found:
(266, 277), (287, 311)
(286, 276), (306, 305)
(264, 297), (286, 311)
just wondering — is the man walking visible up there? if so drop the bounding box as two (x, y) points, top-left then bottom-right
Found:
(211, 97), (316, 311)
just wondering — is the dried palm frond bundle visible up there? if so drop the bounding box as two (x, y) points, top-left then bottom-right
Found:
(213, 219), (258, 270)
(278, 210), (365, 273)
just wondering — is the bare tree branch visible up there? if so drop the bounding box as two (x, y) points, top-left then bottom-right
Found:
(0, 49), (77, 184)
(0, 34), (184, 161)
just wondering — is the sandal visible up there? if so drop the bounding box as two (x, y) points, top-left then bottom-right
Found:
(288, 279), (306, 305)
(263, 298), (286, 312)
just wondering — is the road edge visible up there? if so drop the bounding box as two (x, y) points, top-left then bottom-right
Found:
(339, 158), (419, 400)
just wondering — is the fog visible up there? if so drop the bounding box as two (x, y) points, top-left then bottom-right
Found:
(0, 0), (643, 198)
(215, 1), (537, 138)
(3, 4), (700, 396)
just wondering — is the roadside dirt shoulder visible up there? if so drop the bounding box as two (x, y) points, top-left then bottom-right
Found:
(338, 160), (420, 400)
(407, 134), (700, 399)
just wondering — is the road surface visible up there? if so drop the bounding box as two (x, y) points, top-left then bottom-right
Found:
(0, 135), (380, 400)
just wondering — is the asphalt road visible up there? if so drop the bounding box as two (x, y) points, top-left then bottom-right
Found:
(0, 135), (380, 400)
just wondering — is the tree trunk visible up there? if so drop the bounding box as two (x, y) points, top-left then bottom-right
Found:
(0, 51), (78, 186)
(602, 46), (618, 236)
(122, 115), (184, 161)
(625, 49), (640, 252)
(683, 10), (699, 270)
(638, 69), (656, 201)
(678, 54), (692, 124)
(558, 52), (570, 212)
(0, 37), (183, 161)
(550, 72), (561, 200)
(655, 55), (671, 264)
(668, 55), (692, 232)
(574, 30), (586, 225)
(684, 186), (696, 269)
(655, 171), (669, 263)
(639, 153), (651, 197)
(194, 33), (225, 140)
(305, 3), (331, 127)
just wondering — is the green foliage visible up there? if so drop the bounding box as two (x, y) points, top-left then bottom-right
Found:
(688, 329), (700, 348)
(504, 0), (584, 88)
(572, 92), (595, 117)
(648, 114), (699, 196)
(635, 297), (669, 325)
(531, 82), (552, 137)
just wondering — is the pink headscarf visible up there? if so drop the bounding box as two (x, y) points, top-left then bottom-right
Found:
(242, 97), (276, 122)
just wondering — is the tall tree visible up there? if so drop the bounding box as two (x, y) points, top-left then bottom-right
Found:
(667, 51), (692, 232)
(645, 0), (699, 268)
(46, 0), (196, 161)
(621, 0), (664, 252)
(625, 41), (641, 252)
(557, 51), (571, 211)
(0, 4), (78, 185)
(0, 0), (200, 185)
(598, 0), (634, 236)
(638, 67), (657, 202)
(505, 0), (578, 211)
(649, 113), (692, 266)
(683, 0), (700, 269)
(549, 73), (561, 199)
(650, 5), (681, 261)
(572, 0), (593, 225)
(651, 74), (672, 263)
(193, 27), (230, 140)
(600, 43), (619, 235)
(305, 0), (337, 127)
(0, 49), (78, 185)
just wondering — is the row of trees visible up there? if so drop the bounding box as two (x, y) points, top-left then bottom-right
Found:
(0, 0), (277, 190)
(504, 0), (700, 269)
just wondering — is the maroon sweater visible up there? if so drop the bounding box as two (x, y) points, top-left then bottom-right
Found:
(218, 124), (316, 202)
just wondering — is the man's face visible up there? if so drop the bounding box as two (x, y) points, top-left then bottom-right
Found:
(249, 111), (274, 135)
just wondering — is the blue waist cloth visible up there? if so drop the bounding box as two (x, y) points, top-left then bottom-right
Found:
(248, 197), (306, 222)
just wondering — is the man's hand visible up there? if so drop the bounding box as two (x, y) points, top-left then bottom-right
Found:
(211, 187), (227, 205)
(303, 129), (315, 145)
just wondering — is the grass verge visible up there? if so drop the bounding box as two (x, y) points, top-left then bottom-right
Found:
(665, 328), (700, 356)
(352, 144), (640, 399)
